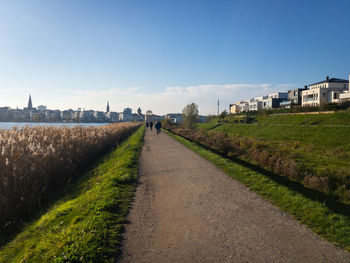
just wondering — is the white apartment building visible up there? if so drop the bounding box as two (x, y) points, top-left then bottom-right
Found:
(248, 99), (263, 111)
(302, 76), (349, 107)
(229, 103), (241, 114)
(229, 100), (250, 113)
(339, 75), (350, 102)
(239, 101), (250, 112)
(255, 96), (267, 102)
(268, 92), (288, 99)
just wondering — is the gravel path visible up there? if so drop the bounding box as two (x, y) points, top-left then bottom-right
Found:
(120, 130), (350, 263)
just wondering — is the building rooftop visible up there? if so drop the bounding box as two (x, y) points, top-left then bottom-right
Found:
(310, 77), (348, 86)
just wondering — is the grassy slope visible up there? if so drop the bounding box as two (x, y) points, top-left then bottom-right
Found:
(256, 111), (350, 125)
(223, 110), (350, 126)
(165, 130), (350, 252)
(0, 126), (145, 263)
(198, 120), (350, 175)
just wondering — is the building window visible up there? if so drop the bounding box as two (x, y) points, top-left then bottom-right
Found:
(334, 93), (337, 99)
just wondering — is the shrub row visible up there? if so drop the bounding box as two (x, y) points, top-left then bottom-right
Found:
(0, 123), (139, 231)
(169, 127), (350, 202)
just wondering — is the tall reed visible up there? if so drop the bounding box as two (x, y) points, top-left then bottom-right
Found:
(0, 123), (139, 231)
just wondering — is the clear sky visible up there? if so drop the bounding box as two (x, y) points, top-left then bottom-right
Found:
(0, 0), (349, 115)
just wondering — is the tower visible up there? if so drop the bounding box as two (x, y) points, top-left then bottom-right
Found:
(137, 107), (142, 115)
(217, 98), (220, 116)
(106, 101), (110, 113)
(28, 95), (33, 110)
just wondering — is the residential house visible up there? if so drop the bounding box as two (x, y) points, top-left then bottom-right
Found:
(121, 107), (133, 122)
(302, 76), (349, 107)
(238, 101), (250, 112)
(248, 99), (263, 111)
(13, 109), (26, 122)
(229, 103), (241, 114)
(166, 113), (183, 123)
(262, 97), (281, 109)
(93, 111), (105, 122)
(30, 109), (41, 122)
(281, 87), (307, 108)
(268, 92), (288, 100)
(0, 107), (10, 121)
(106, 112), (119, 122)
(81, 110), (95, 122)
(339, 75), (350, 102)
(61, 110), (75, 122)
(45, 110), (62, 122)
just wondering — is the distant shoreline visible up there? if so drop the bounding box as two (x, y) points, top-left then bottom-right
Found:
(0, 122), (112, 130)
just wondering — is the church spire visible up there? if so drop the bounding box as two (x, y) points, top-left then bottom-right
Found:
(28, 94), (33, 110)
(106, 101), (110, 113)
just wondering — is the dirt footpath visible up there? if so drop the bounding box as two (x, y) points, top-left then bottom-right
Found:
(120, 130), (350, 263)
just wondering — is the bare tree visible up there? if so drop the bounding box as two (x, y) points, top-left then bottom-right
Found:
(182, 103), (199, 130)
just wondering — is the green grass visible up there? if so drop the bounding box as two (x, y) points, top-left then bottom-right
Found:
(256, 111), (350, 126)
(201, 121), (350, 150)
(197, 119), (350, 181)
(216, 110), (350, 126)
(165, 129), (350, 252)
(0, 126), (145, 263)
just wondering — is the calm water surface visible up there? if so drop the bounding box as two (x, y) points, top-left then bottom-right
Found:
(0, 122), (110, 130)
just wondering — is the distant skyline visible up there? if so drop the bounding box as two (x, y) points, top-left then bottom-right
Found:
(0, 0), (349, 115)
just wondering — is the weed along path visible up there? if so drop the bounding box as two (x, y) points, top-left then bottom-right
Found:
(120, 130), (350, 263)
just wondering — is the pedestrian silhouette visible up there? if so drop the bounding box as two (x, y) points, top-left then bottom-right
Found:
(155, 121), (162, 135)
(146, 122), (149, 130)
(149, 121), (153, 131)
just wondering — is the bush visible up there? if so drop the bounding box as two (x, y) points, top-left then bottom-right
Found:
(161, 118), (173, 129)
(339, 101), (350, 110)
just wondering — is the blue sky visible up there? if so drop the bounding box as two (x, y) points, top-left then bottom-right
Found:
(0, 0), (349, 115)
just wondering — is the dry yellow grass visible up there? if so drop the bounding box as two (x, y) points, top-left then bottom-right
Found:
(0, 123), (139, 232)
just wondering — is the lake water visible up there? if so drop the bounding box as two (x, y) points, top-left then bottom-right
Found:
(0, 122), (110, 130)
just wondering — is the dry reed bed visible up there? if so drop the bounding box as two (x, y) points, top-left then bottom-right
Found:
(0, 123), (139, 231)
(169, 127), (350, 202)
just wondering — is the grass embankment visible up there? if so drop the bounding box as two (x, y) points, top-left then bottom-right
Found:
(165, 129), (350, 252)
(256, 111), (350, 125)
(0, 126), (145, 262)
(196, 115), (350, 202)
(220, 110), (350, 126)
(199, 122), (350, 172)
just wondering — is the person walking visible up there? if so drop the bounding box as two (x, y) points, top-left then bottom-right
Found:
(155, 121), (162, 135)
(149, 121), (153, 131)
(146, 122), (149, 130)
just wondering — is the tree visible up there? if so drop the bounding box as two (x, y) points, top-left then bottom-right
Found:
(182, 103), (199, 130)
(219, 109), (228, 120)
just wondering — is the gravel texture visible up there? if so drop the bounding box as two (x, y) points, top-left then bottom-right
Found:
(120, 130), (350, 263)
